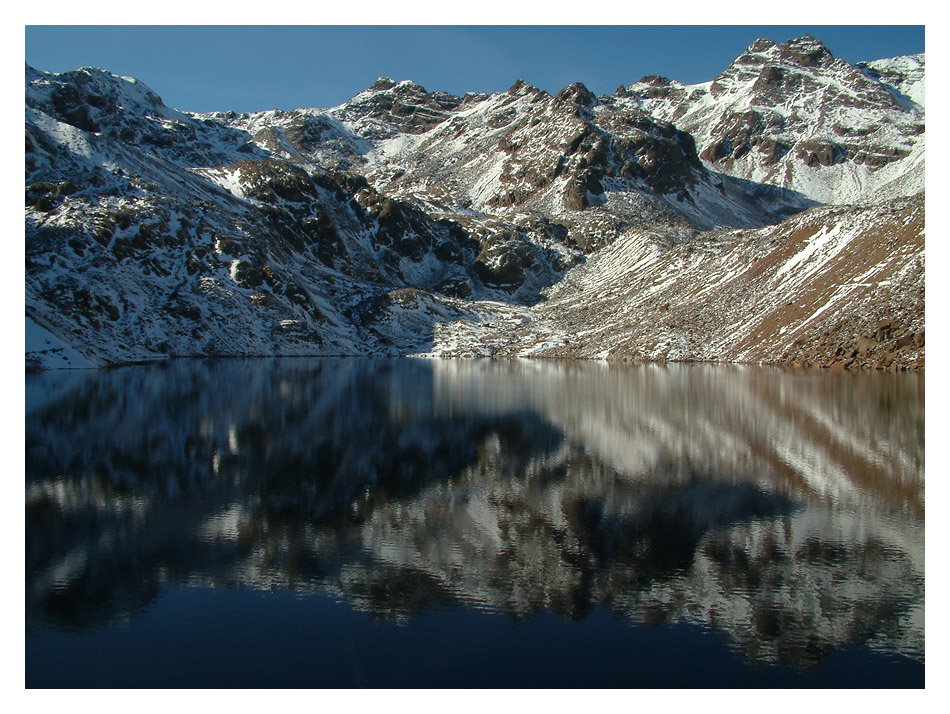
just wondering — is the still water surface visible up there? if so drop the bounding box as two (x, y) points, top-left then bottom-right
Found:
(25, 359), (924, 687)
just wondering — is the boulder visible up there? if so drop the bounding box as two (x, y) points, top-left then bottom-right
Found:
(893, 334), (915, 350)
(855, 335), (876, 356)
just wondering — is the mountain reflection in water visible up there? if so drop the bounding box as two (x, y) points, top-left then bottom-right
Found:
(25, 359), (924, 681)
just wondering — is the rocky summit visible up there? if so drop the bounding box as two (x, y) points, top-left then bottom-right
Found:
(25, 36), (925, 370)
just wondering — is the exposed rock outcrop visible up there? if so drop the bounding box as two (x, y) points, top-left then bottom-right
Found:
(24, 37), (925, 369)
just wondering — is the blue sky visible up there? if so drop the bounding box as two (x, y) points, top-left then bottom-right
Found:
(25, 26), (925, 114)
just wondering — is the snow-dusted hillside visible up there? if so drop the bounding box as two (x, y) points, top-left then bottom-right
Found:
(434, 193), (924, 370)
(622, 37), (925, 205)
(859, 53), (925, 111)
(24, 36), (925, 369)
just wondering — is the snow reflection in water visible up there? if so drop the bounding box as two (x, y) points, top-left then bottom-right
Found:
(25, 358), (924, 684)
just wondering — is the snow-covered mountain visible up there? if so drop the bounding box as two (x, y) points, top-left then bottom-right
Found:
(24, 36), (925, 369)
(624, 36), (925, 205)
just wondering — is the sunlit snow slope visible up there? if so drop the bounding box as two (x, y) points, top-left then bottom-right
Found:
(25, 35), (924, 369)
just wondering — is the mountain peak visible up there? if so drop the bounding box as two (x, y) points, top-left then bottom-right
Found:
(371, 77), (396, 90)
(508, 79), (543, 96)
(555, 81), (596, 107)
(777, 35), (835, 67)
(636, 75), (675, 87)
(368, 77), (429, 94)
(745, 38), (776, 54)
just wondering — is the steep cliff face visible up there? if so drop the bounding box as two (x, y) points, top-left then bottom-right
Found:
(24, 37), (925, 369)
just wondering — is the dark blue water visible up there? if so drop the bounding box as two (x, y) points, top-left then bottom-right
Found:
(25, 359), (925, 688)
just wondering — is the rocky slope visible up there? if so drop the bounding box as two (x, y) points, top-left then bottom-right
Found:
(24, 35), (925, 369)
(435, 193), (924, 370)
(624, 37), (925, 205)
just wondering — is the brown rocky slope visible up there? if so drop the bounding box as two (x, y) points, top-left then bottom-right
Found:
(432, 192), (923, 372)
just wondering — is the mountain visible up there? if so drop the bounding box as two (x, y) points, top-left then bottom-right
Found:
(624, 37), (925, 204)
(24, 36), (925, 370)
(439, 193), (924, 370)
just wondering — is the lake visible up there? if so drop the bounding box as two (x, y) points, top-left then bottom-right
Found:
(25, 358), (924, 688)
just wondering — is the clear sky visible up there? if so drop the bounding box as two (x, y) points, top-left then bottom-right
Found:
(24, 25), (925, 115)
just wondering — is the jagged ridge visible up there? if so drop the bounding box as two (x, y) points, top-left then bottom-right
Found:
(23, 36), (925, 369)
